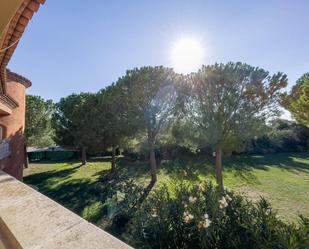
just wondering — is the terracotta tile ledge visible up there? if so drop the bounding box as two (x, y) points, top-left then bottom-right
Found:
(0, 170), (133, 249)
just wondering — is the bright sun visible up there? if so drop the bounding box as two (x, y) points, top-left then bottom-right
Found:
(170, 38), (204, 74)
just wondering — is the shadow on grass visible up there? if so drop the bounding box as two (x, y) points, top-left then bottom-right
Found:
(156, 152), (309, 184)
(102, 158), (151, 181)
(221, 152), (308, 184)
(225, 152), (308, 171)
(160, 156), (215, 181)
(24, 159), (155, 225)
(24, 170), (108, 223)
(24, 152), (309, 226)
(98, 152), (309, 186)
(24, 163), (84, 185)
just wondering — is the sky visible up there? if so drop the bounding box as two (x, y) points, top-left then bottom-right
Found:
(8, 0), (309, 110)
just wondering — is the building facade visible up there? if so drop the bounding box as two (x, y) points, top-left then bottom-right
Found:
(0, 70), (31, 180)
(0, 0), (44, 180)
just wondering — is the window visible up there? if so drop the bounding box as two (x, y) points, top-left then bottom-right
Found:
(0, 125), (6, 141)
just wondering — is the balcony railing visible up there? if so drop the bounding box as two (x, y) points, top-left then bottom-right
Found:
(0, 140), (10, 160)
(0, 170), (132, 249)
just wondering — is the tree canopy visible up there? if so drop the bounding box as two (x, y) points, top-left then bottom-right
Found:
(52, 92), (97, 164)
(283, 73), (309, 127)
(49, 62), (290, 190)
(119, 66), (180, 183)
(95, 83), (132, 171)
(25, 95), (55, 147)
(185, 62), (288, 189)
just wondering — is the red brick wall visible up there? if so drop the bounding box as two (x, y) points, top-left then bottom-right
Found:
(0, 80), (26, 180)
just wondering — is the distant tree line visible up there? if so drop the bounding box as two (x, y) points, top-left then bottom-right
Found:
(246, 119), (309, 154)
(25, 95), (55, 147)
(25, 63), (309, 190)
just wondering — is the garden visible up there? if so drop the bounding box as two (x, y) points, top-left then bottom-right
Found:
(24, 63), (309, 248)
(24, 152), (309, 248)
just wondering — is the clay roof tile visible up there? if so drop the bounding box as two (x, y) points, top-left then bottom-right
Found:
(0, 0), (45, 93)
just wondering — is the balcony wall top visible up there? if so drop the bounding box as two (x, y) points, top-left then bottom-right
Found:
(0, 170), (133, 249)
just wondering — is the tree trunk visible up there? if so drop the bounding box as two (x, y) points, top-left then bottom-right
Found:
(111, 145), (116, 172)
(81, 146), (87, 165)
(24, 144), (29, 168)
(148, 138), (157, 184)
(215, 146), (224, 191)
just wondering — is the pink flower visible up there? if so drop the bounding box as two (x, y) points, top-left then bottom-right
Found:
(188, 196), (197, 203)
(219, 197), (228, 209)
(198, 213), (211, 229)
(225, 194), (232, 202)
(183, 211), (194, 223)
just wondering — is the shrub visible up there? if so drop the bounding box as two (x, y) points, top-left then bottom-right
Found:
(128, 181), (309, 249)
(247, 120), (309, 154)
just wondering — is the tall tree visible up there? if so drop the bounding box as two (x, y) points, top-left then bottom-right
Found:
(283, 73), (309, 127)
(186, 62), (287, 190)
(96, 83), (132, 172)
(25, 95), (55, 147)
(120, 66), (179, 184)
(52, 93), (97, 165)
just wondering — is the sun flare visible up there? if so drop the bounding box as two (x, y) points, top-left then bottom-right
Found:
(170, 37), (204, 74)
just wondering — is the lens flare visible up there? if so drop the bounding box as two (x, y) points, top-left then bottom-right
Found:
(170, 37), (204, 74)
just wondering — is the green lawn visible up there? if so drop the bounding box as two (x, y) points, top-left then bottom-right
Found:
(23, 153), (309, 223)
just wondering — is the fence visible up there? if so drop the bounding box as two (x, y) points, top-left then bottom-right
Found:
(27, 150), (79, 162)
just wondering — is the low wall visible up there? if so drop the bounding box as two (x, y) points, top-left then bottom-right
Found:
(0, 170), (133, 249)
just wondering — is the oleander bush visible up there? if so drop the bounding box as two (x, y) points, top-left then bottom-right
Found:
(128, 181), (309, 249)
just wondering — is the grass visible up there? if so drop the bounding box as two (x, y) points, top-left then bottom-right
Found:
(23, 152), (309, 223)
